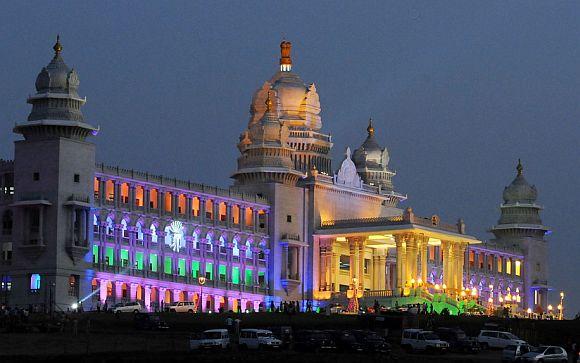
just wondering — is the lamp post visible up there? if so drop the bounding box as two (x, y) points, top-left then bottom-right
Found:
(558, 291), (564, 320)
(198, 276), (206, 313)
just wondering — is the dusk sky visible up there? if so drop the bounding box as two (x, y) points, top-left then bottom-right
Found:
(1, 2), (578, 315)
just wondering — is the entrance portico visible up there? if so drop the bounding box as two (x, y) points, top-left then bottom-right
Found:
(314, 208), (481, 302)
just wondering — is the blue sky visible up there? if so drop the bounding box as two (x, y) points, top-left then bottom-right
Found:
(1, 1), (578, 316)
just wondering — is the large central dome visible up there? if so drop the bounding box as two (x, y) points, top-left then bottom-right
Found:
(248, 41), (322, 130)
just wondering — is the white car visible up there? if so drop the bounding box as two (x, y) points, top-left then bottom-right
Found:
(521, 345), (568, 362)
(168, 301), (196, 313)
(112, 301), (144, 314)
(239, 329), (282, 350)
(401, 329), (449, 353)
(190, 329), (230, 350)
(477, 330), (526, 349)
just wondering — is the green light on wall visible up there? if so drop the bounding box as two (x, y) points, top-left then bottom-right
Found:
(232, 267), (240, 284)
(164, 257), (172, 274)
(206, 262), (213, 280)
(245, 269), (252, 286)
(178, 259), (186, 277)
(135, 252), (144, 270)
(150, 253), (158, 272)
(191, 261), (200, 278)
(92, 245), (99, 264)
(106, 247), (114, 266)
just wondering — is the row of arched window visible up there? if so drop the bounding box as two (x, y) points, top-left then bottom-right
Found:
(94, 215), (262, 259)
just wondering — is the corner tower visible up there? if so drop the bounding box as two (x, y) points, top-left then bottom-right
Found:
(490, 160), (549, 312)
(11, 37), (98, 311)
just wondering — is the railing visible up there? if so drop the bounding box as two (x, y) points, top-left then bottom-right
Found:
(281, 233), (301, 241)
(363, 290), (394, 298)
(320, 214), (462, 234)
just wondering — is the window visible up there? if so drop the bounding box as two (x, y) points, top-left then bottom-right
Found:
(497, 256), (503, 273)
(192, 197), (200, 217)
(149, 253), (158, 272)
(339, 284), (349, 293)
(258, 271), (265, 286)
(135, 186), (144, 207)
(487, 254), (493, 271)
(339, 255), (350, 271)
(364, 259), (370, 274)
(30, 274), (41, 291)
(105, 217), (114, 236)
(92, 245), (99, 264)
(232, 267), (240, 284)
(33, 172), (39, 181)
(479, 252), (485, 269)
(232, 205), (240, 224)
(1, 242), (12, 261)
(135, 252), (144, 270)
(206, 262), (213, 280)
(164, 192), (172, 212)
(0, 276), (11, 292)
(119, 249), (129, 267)
(164, 257), (172, 274)
(428, 246), (435, 261)
(94, 177), (100, 198)
(120, 183), (129, 204)
(191, 260), (200, 278)
(150, 224), (157, 243)
(136, 222), (144, 241)
(515, 260), (521, 276)
(286, 215), (292, 223)
(245, 269), (252, 286)
(68, 275), (79, 297)
(258, 210), (266, 229)
(192, 232), (199, 249)
(74, 174), (80, 183)
(219, 265), (227, 282)
(178, 259), (186, 277)
(468, 250), (475, 268)
(178, 194), (186, 214)
(149, 189), (158, 209)
(105, 180), (114, 202)
(2, 210), (13, 235)
(219, 202), (227, 221)
(506, 258), (512, 274)
(121, 219), (128, 238)
(219, 236), (226, 254)
(232, 239), (240, 257)
(205, 199), (213, 219)
(105, 247), (114, 266)
(245, 240), (252, 259)
(245, 207), (253, 226)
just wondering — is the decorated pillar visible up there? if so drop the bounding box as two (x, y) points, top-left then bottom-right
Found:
(394, 234), (406, 292)
(357, 240), (365, 290)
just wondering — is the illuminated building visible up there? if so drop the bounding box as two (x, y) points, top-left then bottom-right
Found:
(0, 38), (549, 314)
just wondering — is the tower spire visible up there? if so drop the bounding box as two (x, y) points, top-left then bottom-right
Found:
(367, 117), (375, 136)
(53, 34), (62, 55)
(280, 40), (292, 72)
(516, 158), (523, 176)
(265, 90), (273, 112)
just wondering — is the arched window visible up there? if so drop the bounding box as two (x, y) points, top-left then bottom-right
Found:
(178, 194), (186, 214)
(164, 225), (172, 246)
(135, 186), (144, 207)
(93, 214), (99, 233)
(192, 231), (199, 249)
(30, 274), (41, 291)
(121, 219), (128, 238)
(120, 183), (129, 204)
(136, 222), (144, 241)
(219, 236), (226, 254)
(245, 240), (252, 259)
(105, 217), (114, 236)
(232, 238), (240, 257)
(150, 224), (158, 243)
(206, 233), (213, 252)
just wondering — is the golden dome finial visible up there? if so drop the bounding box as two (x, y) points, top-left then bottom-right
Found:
(53, 34), (63, 55)
(265, 91), (273, 112)
(367, 117), (375, 136)
(280, 40), (292, 71)
(516, 158), (523, 176)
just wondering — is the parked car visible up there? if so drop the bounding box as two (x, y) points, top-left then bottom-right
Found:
(134, 313), (169, 331)
(477, 330), (526, 349)
(435, 327), (480, 353)
(239, 329), (282, 350)
(190, 329), (230, 350)
(501, 343), (534, 363)
(350, 330), (391, 354)
(325, 330), (364, 352)
(112, 301), (144, 314)
(401, 329), (449, 353)
(266, 326), (293, 348)
(521, 346), (568, 362)
(293, 330), (336, 352)
(168, 301), (196, 313)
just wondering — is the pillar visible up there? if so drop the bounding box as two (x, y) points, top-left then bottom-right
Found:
(420, 237), (428, 284)
(358, 240), (365, 290)
(99, 279), (108, 303)
(442, 240), (450, 290)
(395, 234), (406, 292)
(144, 285), (151, 311)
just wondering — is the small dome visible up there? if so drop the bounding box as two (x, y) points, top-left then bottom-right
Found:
(502, 160), (538, 203)
(249, 92), (289, 145)
(353, 118), (390, 170)
(34, 36), (80, 97)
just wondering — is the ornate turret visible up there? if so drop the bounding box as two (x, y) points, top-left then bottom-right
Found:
(232, 91), (302, 185)
(352, 118), (396, 192)
(491, 160), (549, 239)
(14, 36), (98, 140)
(239, 41), (333, 175)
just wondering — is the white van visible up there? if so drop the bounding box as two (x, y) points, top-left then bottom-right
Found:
(168, 301), (196, 313)
(401, 329), (449, 353)
(112, 301), (144, 314)
(239, 329), (282, 350)
(190, 329), (230, 350)
(477, 330), (526, 349)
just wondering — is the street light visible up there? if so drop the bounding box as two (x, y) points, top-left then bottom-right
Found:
(559, 291), (565, 320)
(198, 276), (206, 313)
